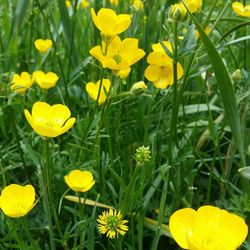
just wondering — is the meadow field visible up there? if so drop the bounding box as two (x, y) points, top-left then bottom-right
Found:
(0, 0), (250, 249)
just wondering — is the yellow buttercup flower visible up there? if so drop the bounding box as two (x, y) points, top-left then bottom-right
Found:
(232, 2), (250, 17)
(109, 0), (119, 5)
(11, 72), (33, 94)
(169, 205), (248, 250)
(144, 41), (183, 89)
(185, 0), (202, 13)
(32, 71), (59, 89)
(133, 0), (144, 11)
(86, 79), (111, 105)
(90, 36), (145, 78)
(24, 102), (76, 138)
(91, 8), (131, 40)
(64, 170), (95, 192)
(81, 0), (90, 8)
(97, 209), (129, 238)
(0, 184), (36, 218)
(34, 39), (52, 53)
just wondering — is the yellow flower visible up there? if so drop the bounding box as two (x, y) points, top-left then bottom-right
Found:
(232, 2), (250, 17)
(144, 41), (183, 89)
(34, 39), (52, 53)
(97, 209), (129, 238)
(0, 184), (36, 218)
(65, 0), (71, 8)
(24, 102), (76, 138)
(169, 205), (248, 250)
(11, 72), (33, 94)
(109, 0), (119, 5)
(169, 3), (187, 22)
(133, 0), (144, 11)
(81, 0), (90, 8)
(32, 71), (59, 89)
(130, 81), (147, 95)
(90, 36), (145, 78)
(195, 26), (212, 39)
(64, 170), (95, 192)
(185, 0), (202, 13)
(91, 8), (131, 39)
(86, 79), (111, 105)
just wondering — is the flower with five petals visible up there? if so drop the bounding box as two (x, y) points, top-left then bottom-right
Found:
(86, 79), (111, 104)
(64, 170), (95, 192)
(34, 39), (52, 53)
(91, 8), (131, 41)
(169, 205), (248, 250)
(232, 2), (250, 17)
(32, 71), (59, 89)
(0, 184), (36, 218)
(11, 72), (33, 94)
(90, 36), (145, 78)
(144, 41), (183, 89)
(24, 102), (76, 138)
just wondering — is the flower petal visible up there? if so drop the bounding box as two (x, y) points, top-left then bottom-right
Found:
(169, 208), (197, 249)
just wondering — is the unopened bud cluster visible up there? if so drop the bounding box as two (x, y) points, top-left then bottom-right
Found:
(135, 146), (151, 165)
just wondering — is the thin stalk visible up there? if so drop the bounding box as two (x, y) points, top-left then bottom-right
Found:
(34, 0), (69, 104)
(42, 138), (55, 250)
(151, 171), (169, 250)
(121, 163), (142, 216)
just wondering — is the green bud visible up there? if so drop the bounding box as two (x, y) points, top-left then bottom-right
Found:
(231, 69), (242, 82)
(135, 146), (151, 166)
(130, 81), (147, 95)
(169, 3), (187, 23)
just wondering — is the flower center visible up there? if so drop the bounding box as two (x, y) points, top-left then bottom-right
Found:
(113, 54), (122, 65)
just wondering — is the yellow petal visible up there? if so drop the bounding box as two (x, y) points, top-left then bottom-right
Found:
(59, 117), (76, 135)
(232, 2), (244, 16)
(169, 208), (197, 249)
(31, 102), (52, 124)
(113, 14), (131, 34)
(96, 8), (117, 35)
(51, 104), (71, 127)
(144, 65), (160, 82)
(91, 8), (99, 29)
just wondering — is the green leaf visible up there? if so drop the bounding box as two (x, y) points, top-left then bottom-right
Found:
(187, 5), (246, 167)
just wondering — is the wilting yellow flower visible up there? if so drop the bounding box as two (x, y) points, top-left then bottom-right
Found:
(169, 3), (187, 22)
(130, 81), (147, 95)
(81, 0), (90, 8)
(34, 39), (52, 53)
(11, 72), (33, 94)
(133, 0), (144, 11)
(109, 0), (119, 5)
(65, 0), (71, 8)
(24, 102), (76, 138)
(32, 71), (59, 89)
(91, 8), (131, 40)
(169, 205), (248, 250)
(185, 0), (202, 13)
(86, 79), (111, 104)
(90, 36), (145, 78)
(97, 209), (128, 238)
(0, 184), (35, 218)
(144, 41), (183, 89)
(65, 170), (95, 192)
(232, 2), (250, 17)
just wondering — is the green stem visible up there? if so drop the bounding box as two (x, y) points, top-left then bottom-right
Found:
(151, 171), (169, 250)
(121, 163), (142, 216)
(43, 138), (56, 250)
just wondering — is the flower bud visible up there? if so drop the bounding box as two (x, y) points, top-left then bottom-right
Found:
(169, 3), (187, 23)
(135, 146), (151, 166)
(231, 69), (242, 82)
(130, 81), (147, 95)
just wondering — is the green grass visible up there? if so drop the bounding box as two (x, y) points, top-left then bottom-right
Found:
(0, 0), (250, 249)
